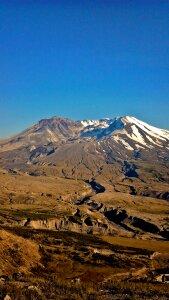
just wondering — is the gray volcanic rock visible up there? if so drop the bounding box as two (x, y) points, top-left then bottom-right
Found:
(0, 115), (168, 182)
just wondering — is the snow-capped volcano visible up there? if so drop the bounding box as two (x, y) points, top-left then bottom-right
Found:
(0, 115), (168, 169)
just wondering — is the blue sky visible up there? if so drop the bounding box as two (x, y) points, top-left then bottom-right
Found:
(0, 0), (169, 136)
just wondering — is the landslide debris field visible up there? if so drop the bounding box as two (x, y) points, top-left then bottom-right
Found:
(0, 168), (168, 240)
(0, 167), (168, 299)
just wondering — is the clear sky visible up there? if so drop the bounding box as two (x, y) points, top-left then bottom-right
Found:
(0, 0), (169, 137)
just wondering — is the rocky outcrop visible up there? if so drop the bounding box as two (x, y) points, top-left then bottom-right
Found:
(19, 204), (166, 239)
(104, 208), (127, 223)
(20, 216), (110, 235)
(129, 217), (160, 234)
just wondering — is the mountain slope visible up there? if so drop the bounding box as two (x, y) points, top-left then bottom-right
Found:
(0, 115), (168, 171)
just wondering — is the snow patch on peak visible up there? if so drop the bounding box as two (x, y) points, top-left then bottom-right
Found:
(113, 136), (133, 150)
(81, 120), (100, 127)
(81, 118), (113, 129)
(130, 125), (147, 146)
(122, 116), (169, 140)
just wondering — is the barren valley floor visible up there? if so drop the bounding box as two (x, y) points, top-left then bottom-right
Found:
(0, 168), (168, 300)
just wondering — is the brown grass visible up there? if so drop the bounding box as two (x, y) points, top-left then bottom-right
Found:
(102, 236), (169, 253)
(0, 229), (41, 276)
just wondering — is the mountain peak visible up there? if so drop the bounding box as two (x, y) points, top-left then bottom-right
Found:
(38, 116), (73, 126)
(0, 114), (168, 170)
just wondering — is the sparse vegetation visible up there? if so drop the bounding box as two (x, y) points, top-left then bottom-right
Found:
(0, 227), (168, 299)
(0, 140), (168, 299)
